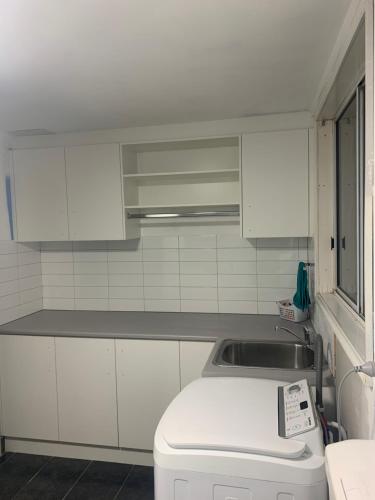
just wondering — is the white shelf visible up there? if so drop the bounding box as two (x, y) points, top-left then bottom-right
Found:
(123, 169), (239, 180)
(125, 202), (239, 210)
(122, 137), (241, 224)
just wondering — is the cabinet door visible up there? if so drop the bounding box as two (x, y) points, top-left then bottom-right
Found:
(65, 144), (124, 240)
(241, 129), (309, 237)
(0, 335), (58, 440)
(180, 341), (215, 389)
(116, 339), (180, 450)
(13, 147), (69, 241)
(55, 337), (118, 446)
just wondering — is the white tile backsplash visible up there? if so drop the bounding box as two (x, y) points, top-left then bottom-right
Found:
(39, 235), (310, 315)
(144, 286), (180, 300)
(179, 261), (218, 275)
(109, 298), (144, 311)
(107, 250), (142, 262)
(109, 286), (144, 299)
(108, 261), (143, 274)
(218, 274), (257, 287)
(0, 240), (42, 325)
(143, 249), (179, 261)
(181, 300), (218, 313)
(109, 274), (142, 286)
(73, 261), (108, 274)
(180, 287), (217, 300)
(143, 274), (180, 286)
(75, 274), (109, 286)
(145, 299), (180, 312)
(218, 301), (258, 314)
(179, 235), (216, 249)
(217, 248), (257, 261)
(180, 274), (217, 287)
(218, 261), (257, 275)
(142, 236), (178, 249)
(18, 262), (42, 278)
(42, 262), (74, 275)
(75, 298), (109, 310)
(179, 248), (216, 261)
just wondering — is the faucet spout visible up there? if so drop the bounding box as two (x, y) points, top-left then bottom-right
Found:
(274, 324), (311, 347)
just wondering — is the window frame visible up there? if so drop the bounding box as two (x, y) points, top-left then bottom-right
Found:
(334, 80), (365, 317)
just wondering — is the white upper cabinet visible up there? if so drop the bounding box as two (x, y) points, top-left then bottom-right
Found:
(65, 144), (124, 240)
(13, 147), (69, 241)
(241, 129), (309, 238)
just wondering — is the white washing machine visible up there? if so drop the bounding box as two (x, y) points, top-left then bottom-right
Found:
(154, 377), (327, 500)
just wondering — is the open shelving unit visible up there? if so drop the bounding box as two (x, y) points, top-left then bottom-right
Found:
(121, 137), (240, 223)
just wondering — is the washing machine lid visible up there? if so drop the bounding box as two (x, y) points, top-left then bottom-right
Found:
(160, 377), (307, 460)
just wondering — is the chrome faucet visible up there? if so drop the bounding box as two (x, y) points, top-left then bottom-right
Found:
(274, 324), (314, 347)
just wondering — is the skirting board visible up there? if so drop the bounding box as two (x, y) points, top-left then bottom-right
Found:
(5, 438), (153, 466)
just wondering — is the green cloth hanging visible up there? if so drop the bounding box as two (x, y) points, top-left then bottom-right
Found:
(293, 261), (311, 311)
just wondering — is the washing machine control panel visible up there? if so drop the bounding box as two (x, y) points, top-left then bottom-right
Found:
(278, 379), (316, 438)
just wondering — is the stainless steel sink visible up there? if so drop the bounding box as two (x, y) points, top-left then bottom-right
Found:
(213, 340), (314, 370)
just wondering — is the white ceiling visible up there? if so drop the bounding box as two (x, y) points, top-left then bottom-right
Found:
(0, 0), (351, 133)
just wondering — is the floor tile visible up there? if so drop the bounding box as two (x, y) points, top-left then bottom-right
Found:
(13, 456), (90, 500)
(0, 453), (50, 499)
(116, 466), (154, 500)
(0, 453), (13, 466)
(66, 461), (132, 499)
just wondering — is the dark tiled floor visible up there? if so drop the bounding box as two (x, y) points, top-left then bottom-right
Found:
(0, 453), (154, 500)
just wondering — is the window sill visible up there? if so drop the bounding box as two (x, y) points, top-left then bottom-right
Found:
(316, 292), (366, 365)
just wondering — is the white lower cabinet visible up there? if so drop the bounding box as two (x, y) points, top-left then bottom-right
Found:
(0, 335), (214, 450)
(55, 337), (118, 447)
(116, 339), (180, 450)
(180, 341), (215, 388)
(0, 335), (58, 441)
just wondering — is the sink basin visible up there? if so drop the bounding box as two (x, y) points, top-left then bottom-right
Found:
(213, 340), (314, 370)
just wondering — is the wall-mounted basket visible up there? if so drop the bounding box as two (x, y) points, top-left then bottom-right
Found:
(277, 299), (308, 323)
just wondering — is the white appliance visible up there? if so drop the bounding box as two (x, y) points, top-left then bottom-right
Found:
(154, 377), (327, 500)
(326, 440), (375, 499)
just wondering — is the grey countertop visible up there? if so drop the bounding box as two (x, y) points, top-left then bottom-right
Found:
(0, 309), (311, 343)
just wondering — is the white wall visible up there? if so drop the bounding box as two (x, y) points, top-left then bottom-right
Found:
(313, 300), (374, 439)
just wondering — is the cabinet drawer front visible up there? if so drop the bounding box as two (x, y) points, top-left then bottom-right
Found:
(0, 335), (58, 440)
(13, 148), (69, 241)
(241, 129), (309, 237)
(65, 144), (124, 240)
(56, 337), (118, 446)
(116, 339), (180, 450)
(180, 341), (214, 389)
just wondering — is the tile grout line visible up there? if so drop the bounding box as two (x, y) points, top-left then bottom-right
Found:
(113, 464), (135, 500)
(61, 459), (92, 500)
